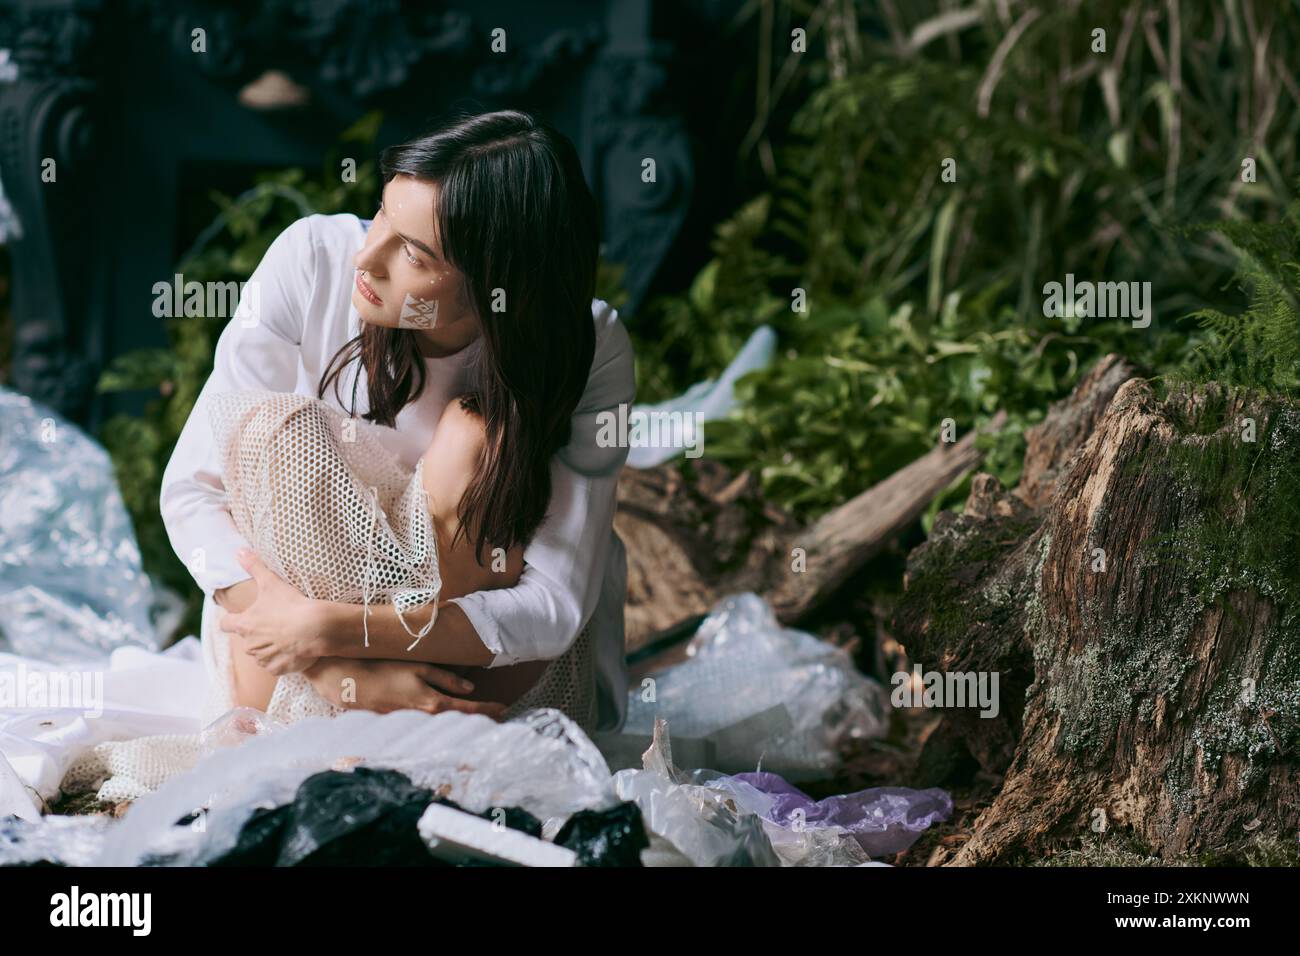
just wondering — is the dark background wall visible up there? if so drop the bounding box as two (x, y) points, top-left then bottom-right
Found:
(0, 0), (756, 426)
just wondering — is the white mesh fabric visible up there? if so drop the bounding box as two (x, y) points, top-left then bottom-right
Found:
(211, 389), (442, 642)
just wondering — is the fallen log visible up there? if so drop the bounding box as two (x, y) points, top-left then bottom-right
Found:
(893, 354), (1300, 864)
(615, 412), (1005, 651)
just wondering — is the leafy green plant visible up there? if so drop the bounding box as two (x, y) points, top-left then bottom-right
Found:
(1177, 194), (1300, 396)
(629, 0), (1299, 528)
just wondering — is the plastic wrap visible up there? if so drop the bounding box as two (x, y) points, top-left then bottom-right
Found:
(0, 751), (42, 821)
(700, 771), (952, 861)
(95, 707), (619, 866)
(626, 325), (776, 469)
(0, 386), (174, 663)
(210, 767), (445, 867)
(612, 719), (781, 867)
(0, 813), (113, 867)
(623, 593), (889, 779)
(1, 636), (208, 805)
(552, 802), (649, 866)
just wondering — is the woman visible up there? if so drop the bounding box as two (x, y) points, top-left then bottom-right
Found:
(160, 110), (635, 734)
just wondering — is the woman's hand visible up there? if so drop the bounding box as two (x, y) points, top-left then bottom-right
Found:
(304, 657), (509, 718)
(218, 549), (328, 676)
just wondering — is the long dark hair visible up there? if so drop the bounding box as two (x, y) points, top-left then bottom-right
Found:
(319, 110), (599, 564)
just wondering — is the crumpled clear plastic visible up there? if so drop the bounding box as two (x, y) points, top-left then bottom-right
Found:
(0, 751), (43, 821)
(196, 705), (284, 752)
(612, 722), (948, 866)
(623, 593), (890, 780)
(0, 813), (114, 867)
(612, 719), (782, 867)
(94, 707), (620, 866)
(0, 386), (176, 662)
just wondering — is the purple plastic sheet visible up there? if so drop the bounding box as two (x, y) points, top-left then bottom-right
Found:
(730, 771), (953, 857)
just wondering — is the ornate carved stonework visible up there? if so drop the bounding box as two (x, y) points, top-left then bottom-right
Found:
(123, 0), (605, 101)
(586, 46), (694, 315)
(0, 0), (105, 417)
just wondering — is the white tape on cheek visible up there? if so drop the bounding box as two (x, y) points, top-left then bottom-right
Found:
(399, 293), (438, 329)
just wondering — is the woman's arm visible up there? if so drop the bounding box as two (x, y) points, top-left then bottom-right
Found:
(302, 656), (507, 717)
(217, 549), (501, 668)
(319, 600), (497, 665)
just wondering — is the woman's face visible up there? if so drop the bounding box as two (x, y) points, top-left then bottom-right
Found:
(351, 174), (478, 343)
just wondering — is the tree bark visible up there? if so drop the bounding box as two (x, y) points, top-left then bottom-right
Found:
(894, 354), (1300, 864)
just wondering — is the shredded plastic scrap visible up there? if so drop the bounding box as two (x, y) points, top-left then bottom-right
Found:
(613, 719), (782, 866)
(623, 593), (890, 779)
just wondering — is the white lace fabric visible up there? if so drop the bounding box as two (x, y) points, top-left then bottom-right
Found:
(63, 389), (598, 802)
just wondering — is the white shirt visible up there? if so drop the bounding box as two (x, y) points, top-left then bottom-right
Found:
(159, 213), (634, 732)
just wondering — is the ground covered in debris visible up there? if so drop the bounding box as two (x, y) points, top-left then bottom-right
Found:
(45, 700), (1299, 867)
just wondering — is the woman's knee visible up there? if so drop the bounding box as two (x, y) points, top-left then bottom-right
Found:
(263, 400), (338, 464)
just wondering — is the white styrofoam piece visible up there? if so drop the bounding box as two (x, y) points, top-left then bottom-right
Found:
(417, 802), (578, 867)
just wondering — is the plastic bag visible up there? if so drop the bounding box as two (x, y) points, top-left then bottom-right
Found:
(625, 325), (776, 469)
(95, 707), (619, 866)
(0, 813), (113, 867)
(3, 637), (209, 805)
(0, 386), (176, 662)
(623, 593), (889, 779)
(211, 767), (443, 867)
(700, 771), (952, 862)
(0, 751), (42, 821)
(553, 802), (648, 867)
(612, 719), (781, 867)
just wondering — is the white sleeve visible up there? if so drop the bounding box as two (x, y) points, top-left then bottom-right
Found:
(159, 215), (319, 596)
(446, 302), (636, 666)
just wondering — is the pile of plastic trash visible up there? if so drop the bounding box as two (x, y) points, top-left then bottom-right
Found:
(1, 707), (950, 867)
(1, 585), (953, 866)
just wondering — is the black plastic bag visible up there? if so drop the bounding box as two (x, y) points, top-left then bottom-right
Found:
(554, 802), (648, 867)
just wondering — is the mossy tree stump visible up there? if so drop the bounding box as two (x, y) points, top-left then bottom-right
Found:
(895, 354), (1300, 864)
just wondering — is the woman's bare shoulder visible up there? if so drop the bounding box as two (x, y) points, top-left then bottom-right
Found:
(419, 396), (486, 514)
